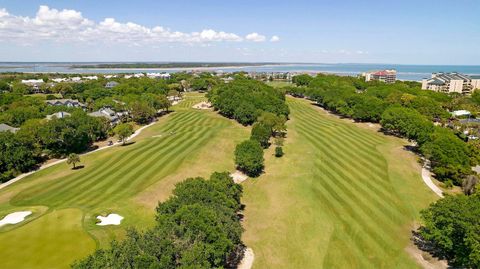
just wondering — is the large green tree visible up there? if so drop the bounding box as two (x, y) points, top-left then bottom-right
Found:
(234, 139), (264, 177)
(420, 194), (480, 268)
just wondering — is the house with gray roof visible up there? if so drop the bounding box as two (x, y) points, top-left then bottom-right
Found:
(45, 99), (86, 108)
(105, 81), (119, 89)
(89, 107), (120, 125)
(0, 123), (19, 133)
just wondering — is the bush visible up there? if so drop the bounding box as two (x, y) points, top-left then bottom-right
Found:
(275, 146), (284, 157)
(234, 140), (264, 177)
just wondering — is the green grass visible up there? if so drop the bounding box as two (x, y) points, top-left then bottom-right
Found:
(0, 93), (249, 267)
(266, 81), (292, 88)
(241, 97), (438, 268)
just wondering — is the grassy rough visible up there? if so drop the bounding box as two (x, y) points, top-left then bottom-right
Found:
(241, 97), (438, 269)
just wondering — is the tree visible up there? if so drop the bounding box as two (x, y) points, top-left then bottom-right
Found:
(381, 106), (434, 144)
(292, 74), (313, 86)
(67, 153), (80, 169)
(114, 123), (134, 145)
(419, 194), (480, 268)
(234, 140), (264, 177)
(73, 172), (244, 269)
(420, 129), (472, 184)
(257, 112), (287, 136)
(129, 101), (156, 124)
(250, 122), (272, 148)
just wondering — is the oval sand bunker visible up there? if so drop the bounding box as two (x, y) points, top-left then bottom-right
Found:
(96, 213), (124, 226)
(0, 211), (32, 227)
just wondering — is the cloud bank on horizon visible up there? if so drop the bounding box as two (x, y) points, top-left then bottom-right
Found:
(0, 5), (279, 45)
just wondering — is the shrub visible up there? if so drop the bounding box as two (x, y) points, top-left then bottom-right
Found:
(234, 140), (264, 177)
(275, 146), (284, 157)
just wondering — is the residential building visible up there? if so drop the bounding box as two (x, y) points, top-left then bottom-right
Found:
(21, 79), (44, 92)
(363, 70), (397, 83)
(105, 81), (119, 89)
(88, 107), (120, 124)
(52, 78), (67, 83)
(0, 123), (19, 133)
(46, 111), (71, 120)
(422, 72), (480, 94)
(45, 99), (86, 108)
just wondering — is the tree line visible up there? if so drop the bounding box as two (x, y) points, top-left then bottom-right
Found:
(287, 74), (480, 267)
(286, 74), (479, 186)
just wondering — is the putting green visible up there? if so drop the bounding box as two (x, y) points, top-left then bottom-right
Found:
(0, 93), (249, 267)
(241, 97), (438, 268)
(0, 209), (95, 269)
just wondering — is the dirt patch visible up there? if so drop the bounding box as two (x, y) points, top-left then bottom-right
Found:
(237, 248), (254, 269)
(230, 171), (248, 184)
(406, 244), (448, 269)
(192, 101), (212, 110)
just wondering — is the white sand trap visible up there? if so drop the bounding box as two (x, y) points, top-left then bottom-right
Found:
(230, 171), (248, 184)
(96, 213), (124, 226)
(0, 211), (32, 227)
(238, 248), (254, 269)
(193, 101), (212, 110)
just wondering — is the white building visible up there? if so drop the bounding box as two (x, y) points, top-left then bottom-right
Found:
(422, 73), (480, 94)
(363, 70), (397, 83)
(52, 78), (67, 83)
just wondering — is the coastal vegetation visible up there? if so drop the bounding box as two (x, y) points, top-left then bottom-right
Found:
(241, 97), (437, 268)
(286, 74), (479, 186)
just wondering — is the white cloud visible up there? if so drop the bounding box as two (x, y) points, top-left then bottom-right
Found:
(270, 35), (280, 42)
(245, 32), (266, 42)
(0, 6), (267, 45)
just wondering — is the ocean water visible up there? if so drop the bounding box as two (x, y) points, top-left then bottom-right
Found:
(1, 62), (480, 81)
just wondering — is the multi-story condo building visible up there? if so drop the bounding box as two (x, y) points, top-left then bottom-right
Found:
(422, 72), (480, 94)
(363, 69), (397, 83)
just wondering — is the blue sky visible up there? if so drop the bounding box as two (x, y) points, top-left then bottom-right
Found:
(0, 0), (479, 64)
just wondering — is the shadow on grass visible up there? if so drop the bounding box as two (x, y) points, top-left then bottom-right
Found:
(72, 165), (85, 170)
(120, 141), (136, 147)
(411, 229), (456, 268)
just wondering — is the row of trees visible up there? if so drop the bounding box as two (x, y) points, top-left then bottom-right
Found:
(286, 74), (478, 185)
(212, 78), (290, 177)
(208, 77), (289, 125)
(0, 111), (109, 182)
(73, 172), (244, 269)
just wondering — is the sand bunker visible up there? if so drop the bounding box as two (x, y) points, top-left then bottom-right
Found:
(230, 171), (248, 184)
(192, 101), (212, 110)
(96, 213), (124, 226)
(238, 248), (254, 269)
(0, 211), (32, 227)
